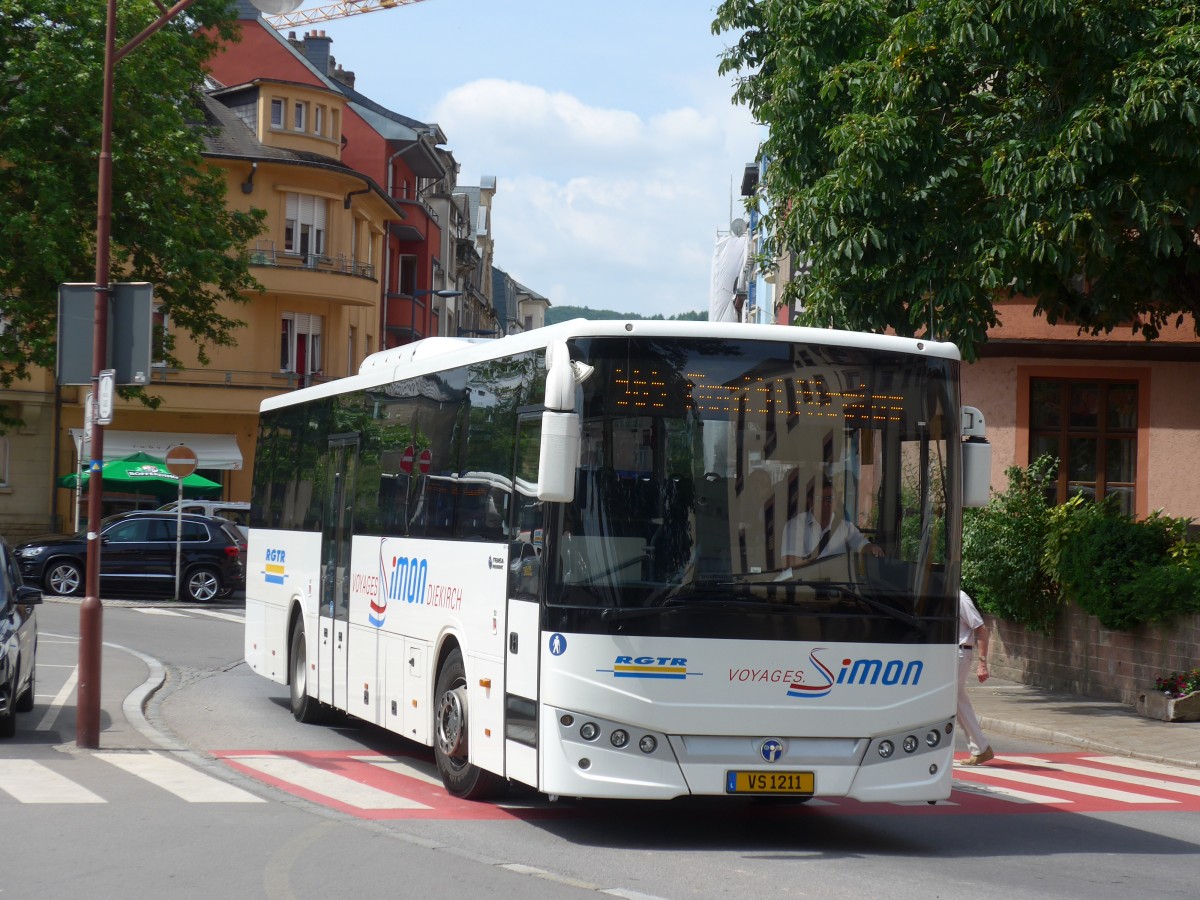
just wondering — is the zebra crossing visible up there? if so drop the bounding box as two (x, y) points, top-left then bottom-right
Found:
(5, 750), (1200, 818)
(0, 751), (263, 805)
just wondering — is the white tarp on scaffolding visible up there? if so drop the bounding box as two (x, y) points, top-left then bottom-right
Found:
(69, 429), (243, 469)
(709, 221), (750, 323)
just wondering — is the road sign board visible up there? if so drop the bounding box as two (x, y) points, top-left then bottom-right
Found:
(399, 445), (415, 475)
(418, 448), (432, 474)
(165, 445), (198, 477)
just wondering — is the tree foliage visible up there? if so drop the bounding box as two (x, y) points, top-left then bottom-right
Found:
(0, 0), (265, 396)
(713, 0), (1200, 358)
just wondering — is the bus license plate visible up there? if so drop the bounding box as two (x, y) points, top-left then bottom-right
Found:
(726, 771), (815, 795)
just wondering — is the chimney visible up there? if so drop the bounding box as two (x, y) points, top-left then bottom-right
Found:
(302, 29), (334, 77)
(332, 63), (356, 91)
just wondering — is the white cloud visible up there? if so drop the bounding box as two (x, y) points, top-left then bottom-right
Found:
(433, 79), (759, 317)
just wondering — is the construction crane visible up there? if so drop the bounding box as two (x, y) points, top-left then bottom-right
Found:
(265, 0), (432, 30)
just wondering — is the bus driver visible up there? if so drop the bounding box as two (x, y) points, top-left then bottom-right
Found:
(782, 479), (884, 567)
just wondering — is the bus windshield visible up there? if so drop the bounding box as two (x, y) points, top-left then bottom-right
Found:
(548, 336), (958, 641)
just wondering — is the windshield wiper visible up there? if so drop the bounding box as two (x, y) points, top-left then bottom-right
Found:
(805, 581), (926, 631)
(600, 596), (785, 621)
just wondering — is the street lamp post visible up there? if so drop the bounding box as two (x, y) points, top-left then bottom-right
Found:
(78, 0), (296, 749)
(415, 289), (463, 342)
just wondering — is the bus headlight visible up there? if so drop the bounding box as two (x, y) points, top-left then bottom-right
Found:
(926, 729), (941, 748)
(902, 735), (919, 754)
(610, 729), (629, 748)
(639, 735), (657, 754)
(579, 722), (600, 741)
(878, 740), (895, 759)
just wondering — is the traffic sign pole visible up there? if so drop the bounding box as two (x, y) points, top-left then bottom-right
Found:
(166, 446), (197, 603)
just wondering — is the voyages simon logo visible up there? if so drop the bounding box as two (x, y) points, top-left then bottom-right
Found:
(366, 543), (466, 628)
(728, 648), (924, 699)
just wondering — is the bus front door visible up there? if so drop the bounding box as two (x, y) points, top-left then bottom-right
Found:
(318, 435), (358, 711)
(505, 414), (542, 787)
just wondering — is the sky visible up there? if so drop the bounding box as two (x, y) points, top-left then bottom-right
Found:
(276, 0), (761, 318)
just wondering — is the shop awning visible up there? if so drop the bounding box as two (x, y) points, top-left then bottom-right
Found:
(70, 429), (244, 470)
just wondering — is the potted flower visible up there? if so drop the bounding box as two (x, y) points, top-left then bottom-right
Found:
(1138, 667), (1200, 722)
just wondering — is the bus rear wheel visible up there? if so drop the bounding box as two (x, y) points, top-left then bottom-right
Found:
(433, 648), (504, 800)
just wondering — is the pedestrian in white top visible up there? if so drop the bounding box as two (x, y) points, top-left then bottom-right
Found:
(782, 480), (884, 567)
(957, 590), (994, 766)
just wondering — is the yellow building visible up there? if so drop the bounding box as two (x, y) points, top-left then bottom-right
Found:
(21, 79), (402, 535)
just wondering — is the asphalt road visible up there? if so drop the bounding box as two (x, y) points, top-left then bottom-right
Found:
(7, 600), (1200, 900)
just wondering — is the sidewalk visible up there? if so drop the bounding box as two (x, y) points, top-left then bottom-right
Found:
(966, 675), (1200, 769)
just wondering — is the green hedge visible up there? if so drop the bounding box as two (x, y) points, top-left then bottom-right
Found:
(963, 457), (1200, 634)
(962, 457), (1060, 634)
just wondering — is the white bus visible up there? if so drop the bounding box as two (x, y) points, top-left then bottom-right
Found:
(246, 320), (991, 803)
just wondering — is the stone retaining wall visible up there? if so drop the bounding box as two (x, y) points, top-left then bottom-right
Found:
(985, 604), (1200, 708)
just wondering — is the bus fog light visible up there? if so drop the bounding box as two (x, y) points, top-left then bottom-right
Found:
(903, 735), (918, 754)
(610, 729), (629, 748)
(639, 735), (657, 754)
(878, 740), (894, 759)
(580, 722), (600, 741)
(560, 714), (574, 727)
(926, 730), (941, 748)
(579, 758), (591, 770)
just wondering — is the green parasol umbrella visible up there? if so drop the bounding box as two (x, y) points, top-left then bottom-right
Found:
(58, 451), (223, 499)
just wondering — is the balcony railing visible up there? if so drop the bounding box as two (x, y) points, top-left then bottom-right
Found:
(249, 243), (375, 280)
(149, 366), (337, 390)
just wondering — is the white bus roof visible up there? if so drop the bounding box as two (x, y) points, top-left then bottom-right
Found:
(261, 320), (962, 413)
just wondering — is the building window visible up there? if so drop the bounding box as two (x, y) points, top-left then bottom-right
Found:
(0, 436), (8, 487)
(347, 326), (357, 376)
(397, 255), (417, 295)
(152, 305), (170, 367)
(293, 101), (307, 131)
(284, 193), (327, 263)
(1029, 377), (1138, 514)
(281, 313), (323, 384)
(270, 98), (284, 128)
(314, 105), (325, 136)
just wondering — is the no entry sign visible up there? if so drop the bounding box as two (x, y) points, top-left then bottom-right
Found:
(165, 445), (197, 477)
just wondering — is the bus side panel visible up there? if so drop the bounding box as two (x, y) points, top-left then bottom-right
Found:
(467, 654), (505, 777)
(245, 528), (322, 686)
(346, 624), (381, 726)
(346, 535), (508, 752)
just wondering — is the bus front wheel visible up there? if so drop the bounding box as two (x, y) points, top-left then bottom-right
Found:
(433, 648), (504, 800)
(289, 622), (323, 724)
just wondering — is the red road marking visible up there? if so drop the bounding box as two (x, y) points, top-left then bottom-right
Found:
(215, 750), (1200, 820)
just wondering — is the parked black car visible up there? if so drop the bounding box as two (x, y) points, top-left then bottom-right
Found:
(15, 511), (245, 603)
(1, 536), (42, 738)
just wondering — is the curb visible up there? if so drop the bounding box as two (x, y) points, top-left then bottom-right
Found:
(108, 640), (188, 751)
(978, 714), (1200, 771)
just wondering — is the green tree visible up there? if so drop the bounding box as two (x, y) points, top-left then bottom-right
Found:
(0, 0), (265, 399)
(713, 0), (1200, 358)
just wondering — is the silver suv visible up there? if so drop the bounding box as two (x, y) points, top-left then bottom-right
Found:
(158, 500), (249, 537)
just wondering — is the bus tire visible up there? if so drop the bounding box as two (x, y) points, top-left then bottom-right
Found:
(433, 648), (504, 800)
(289, 622), (323, 724)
